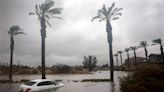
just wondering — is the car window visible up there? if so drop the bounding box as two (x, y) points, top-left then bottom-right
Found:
(37, 81), (53, 86)
(25, 81), (36, 86)
(51, 81), (58, 85)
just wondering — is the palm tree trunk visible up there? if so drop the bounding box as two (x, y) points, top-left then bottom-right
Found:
(120, 54), (123, 70)
(127, 52), (129, 70)
(160, 44), (164, 65)
(134, 50), (137, 69)
(109, 42), (114, 81)
(9, 36), (14, 80)
(41, 16), (46, 79)
(144, 47), (148, 62)
(106, 20), (114, 82)
(116, 56), (118, 70)
(41, 37), (46, 79)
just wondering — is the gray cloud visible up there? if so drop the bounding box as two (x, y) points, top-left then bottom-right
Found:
(0, 0), (164, 66)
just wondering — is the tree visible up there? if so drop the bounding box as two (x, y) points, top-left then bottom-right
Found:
(152, 39), (164, 65)
(92, 2), (122, 81)
(125, 48), (130, 70)
(139, 41), (148, 62)
(130, 46), (138, 69)
(8, 25), (24, 80)
(114, 54), (119, 70)
(118, 51), (123, 70)
(83, 56), (97, 71)
(29, 0), (62, 79)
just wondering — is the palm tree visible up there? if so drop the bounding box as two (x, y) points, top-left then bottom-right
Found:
(114, 54), (119, 70)
(29, 0), (62, 79)
(8, 25), (24, 80)
(118, 51), (123, 70)
(139, 41), (148, 62)
(152, 38), (164, 65)
(92, 2), (122, 81)
(130, 46), (138, 69)
(125, 48), (130, 70)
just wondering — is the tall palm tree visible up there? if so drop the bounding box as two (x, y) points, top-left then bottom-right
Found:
(8, 25), (24, 80)
(92, 2), (122, 81)
(130, 46), (138, 69)
(29, 0), (62, 79)
(139, 41), (148, 62)
(118, 51), (123, 70)
(152, 38), (164, 65)
(125, 48), (130, 70)
(114, 54), (118, 70)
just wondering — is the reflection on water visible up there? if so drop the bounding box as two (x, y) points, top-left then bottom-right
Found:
(110, 82), (115, 92)
(0, 71), (127, 92)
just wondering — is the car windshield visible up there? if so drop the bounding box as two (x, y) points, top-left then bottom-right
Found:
(25, 81), (36, 86)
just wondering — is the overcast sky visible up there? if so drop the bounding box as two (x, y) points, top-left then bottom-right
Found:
(0, 0), (164, 67)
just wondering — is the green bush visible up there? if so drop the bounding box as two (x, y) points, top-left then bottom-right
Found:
(120, 64), (164, 92)
(0, 80), (13, 83)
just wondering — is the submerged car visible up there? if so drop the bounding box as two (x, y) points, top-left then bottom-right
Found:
(19, 79), (64, 92)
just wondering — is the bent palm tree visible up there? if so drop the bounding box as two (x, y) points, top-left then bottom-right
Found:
(92, 2), (122, 81)
(139, 41), (148, 62)
(114, 54), (119, 70)
(8, 25), (24, 80)
(118, 51), (123, 70)
(130, 46), (138, 69)
(29, 0), (62, 79)
(125, 48), (130, 70)
(152, 39), (164, 65)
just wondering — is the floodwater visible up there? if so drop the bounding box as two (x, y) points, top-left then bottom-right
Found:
(0, 71), (128, 92)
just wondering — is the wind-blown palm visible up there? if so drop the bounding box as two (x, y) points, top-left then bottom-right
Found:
(125, 48), (130, 70)
(152, 39), (164, 65)
(92, 2), (122, 81)
(118, 51), (123, 68)
(29, 0), (62, 79)
(139, 41), (148, 62)
(130, 46), (138, 69)
(114, 54), (119, 70)
(8, 25), (24, 80)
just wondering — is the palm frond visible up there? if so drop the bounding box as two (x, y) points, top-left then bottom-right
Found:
(130, 46), (138, 50)
(118, 51), (122, 54)
(125, 48), (130, 52)
(91, 15), (101, 22)
(140, 41), (148, 47)
(51, 16), (63, 20)
(14, 32), (25, 35)
(102, 4), (108, 17)
(48, 8), (62, 15)
(151, 44), (157, 46)
(112, 8), (123, 15)
(45, 19), (52, 27)
(152, 39), (161, 44)
(107, 2), (115, 17)
(114, 54), (118, 56)
(28, 12), (36, 15)
(8, 25), (24, 36)
(113, 12), (122, 16)
(110, 17), (119, 21)
(99, 17), (107, 22)
(42, 0), (54, 13)
(45, 14), (50, 19)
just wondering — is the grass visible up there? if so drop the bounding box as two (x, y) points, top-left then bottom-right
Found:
(120, 64), (164, 92)
(0, 79), (30, 83)
(81, 79), (111, 82)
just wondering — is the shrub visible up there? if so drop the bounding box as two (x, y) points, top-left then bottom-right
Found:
(120, 64), (164, 92)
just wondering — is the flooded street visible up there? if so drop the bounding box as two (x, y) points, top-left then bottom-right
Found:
(0, 71), (128, 92)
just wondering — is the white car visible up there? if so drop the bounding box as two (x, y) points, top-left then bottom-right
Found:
(19, 79), (64, 92)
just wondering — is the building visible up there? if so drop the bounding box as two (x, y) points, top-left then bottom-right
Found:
(149, 54), (163, 63)
(124, 57), (145, 65)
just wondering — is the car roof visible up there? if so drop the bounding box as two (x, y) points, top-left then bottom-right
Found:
(31, 79), (52, 83)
